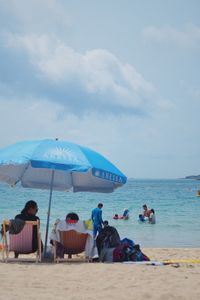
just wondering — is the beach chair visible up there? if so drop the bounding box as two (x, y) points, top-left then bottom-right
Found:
(2, 220), (41, 263)
(53, 230), (88, 263)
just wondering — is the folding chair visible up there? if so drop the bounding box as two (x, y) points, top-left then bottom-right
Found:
(53, 229), (88, 263)
(2, 220), (41, 263)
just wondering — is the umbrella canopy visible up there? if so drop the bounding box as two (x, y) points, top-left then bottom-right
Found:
(0, 139), (127, 254)
(0, 139), (126, 192)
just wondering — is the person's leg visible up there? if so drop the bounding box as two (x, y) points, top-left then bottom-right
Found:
(56, 242), (65, 258)
(96, 237), (101, 256)
(97, 224), (103, 233)
(93, 224), (98, 239)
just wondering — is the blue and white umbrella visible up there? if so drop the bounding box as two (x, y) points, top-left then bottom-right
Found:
(0, 139), (127, 253)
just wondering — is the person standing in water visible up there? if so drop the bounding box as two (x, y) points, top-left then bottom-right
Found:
(91, 203), (104, 238)
(122, 208), (129, 219)
(149, 209), (156, 224)
(142, 204), (151, 218)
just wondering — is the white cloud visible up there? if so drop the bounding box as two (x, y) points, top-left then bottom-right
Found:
(4, 32), (156, 111)
(142, 23), (200, 47)
(0, 0), (171, 115)
(0, 0), (69, 35)
(0, 96), (130, 174)
(0, 0), (199, 179)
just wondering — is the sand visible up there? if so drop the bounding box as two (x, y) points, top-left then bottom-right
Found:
(0, 248), (200, 300)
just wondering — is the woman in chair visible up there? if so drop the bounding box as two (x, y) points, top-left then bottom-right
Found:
(15, 200), (42, 257)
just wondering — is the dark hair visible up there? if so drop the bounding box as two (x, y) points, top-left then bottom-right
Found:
(115, 214), (118, 217)
(66, 212), (79, 221)
(133, 244), (140, 251)
(103, 220), (109, 226)
(151, 209), (155, 214)
(143, 204), (147, 209)
(98, 203), (103, 208)
(21, 200), (38, 214)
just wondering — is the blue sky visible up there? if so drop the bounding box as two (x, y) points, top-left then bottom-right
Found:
(0, 0), (199, 178)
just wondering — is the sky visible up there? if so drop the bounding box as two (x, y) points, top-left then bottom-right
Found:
(0, 0), (199, 179)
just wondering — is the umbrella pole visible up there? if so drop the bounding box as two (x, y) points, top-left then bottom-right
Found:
(44, 170), (55, 256)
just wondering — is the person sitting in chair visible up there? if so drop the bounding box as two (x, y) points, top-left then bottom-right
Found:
(65, 212), (79, 224)
(50, 212), (95, 259)
(15, 200), (42, 258)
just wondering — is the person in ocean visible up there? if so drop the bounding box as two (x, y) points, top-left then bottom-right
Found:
(142, 204), (151, 218)
(138, 204), (151, 222)
(148, 209), (156, 224)
(113, 214), (119, 219)
(139, 214), (145, 222)
(91, 203), (104, 238)
(122, 208), (129, 219)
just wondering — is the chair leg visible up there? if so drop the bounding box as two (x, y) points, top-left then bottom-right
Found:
(5, 245), (9, 263)
(53, 241), (57, 263)
(2, 244), (5, 262)
(3, 222), (9, 262)
(38, 233), (42, 263)
(36, 253), (39, 264)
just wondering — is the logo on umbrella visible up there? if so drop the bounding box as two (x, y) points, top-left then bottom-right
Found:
(44, 147), (82, 163)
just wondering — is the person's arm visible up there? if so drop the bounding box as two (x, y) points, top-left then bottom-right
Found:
(36, 216), (40, 225)
(15, 214), (23, 220)
(99, 210), (103, 224)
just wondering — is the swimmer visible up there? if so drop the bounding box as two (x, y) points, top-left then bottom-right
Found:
(113, 214), (119, 219)
(122, 208), (129, 219)
(139, 214), (145, 222)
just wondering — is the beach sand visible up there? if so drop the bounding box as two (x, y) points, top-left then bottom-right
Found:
(0, 248), (200, 300)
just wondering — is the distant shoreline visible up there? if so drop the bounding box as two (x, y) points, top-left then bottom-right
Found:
(184, 175), (200, 180)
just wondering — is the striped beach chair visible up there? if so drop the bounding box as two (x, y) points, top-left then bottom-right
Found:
(53, 230), (88, 263)
(2, 220), (41, 263)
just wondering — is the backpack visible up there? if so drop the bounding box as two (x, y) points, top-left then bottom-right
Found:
(113, 245), (125, 262)
(121, 238), (135, 250)
(130, 244), (150, 262)
(96, 225), (121, 256)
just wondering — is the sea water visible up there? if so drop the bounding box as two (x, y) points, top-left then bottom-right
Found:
(0, 179), (200, 247)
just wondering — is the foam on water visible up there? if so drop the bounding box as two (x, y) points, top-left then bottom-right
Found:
(0, 179), (200, 247)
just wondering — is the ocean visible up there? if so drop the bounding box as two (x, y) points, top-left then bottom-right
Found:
(0, 179), (200, 248)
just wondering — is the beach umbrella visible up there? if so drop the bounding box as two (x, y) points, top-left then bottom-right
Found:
(0, 139), (127, 254)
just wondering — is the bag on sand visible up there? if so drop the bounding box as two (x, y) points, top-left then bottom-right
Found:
(84, 219), (93, 230)
(130, 244), (150, 262)
(113, 245), (125, 262)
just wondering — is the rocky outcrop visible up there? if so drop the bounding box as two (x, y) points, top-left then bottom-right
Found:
(185, 175), (200, 180)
